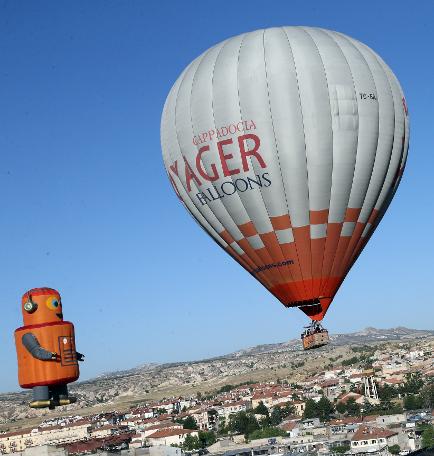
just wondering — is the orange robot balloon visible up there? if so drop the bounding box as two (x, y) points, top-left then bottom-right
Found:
(14, 288), (84, 408)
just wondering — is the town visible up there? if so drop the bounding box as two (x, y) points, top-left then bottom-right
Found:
(1, 336), (433, 456)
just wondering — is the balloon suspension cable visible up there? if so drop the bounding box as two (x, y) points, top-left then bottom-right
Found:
(302, 320), (328, 337)
(303, 320), (324, 330)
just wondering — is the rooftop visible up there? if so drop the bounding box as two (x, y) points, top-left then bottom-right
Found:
(352, 425), (398, 441)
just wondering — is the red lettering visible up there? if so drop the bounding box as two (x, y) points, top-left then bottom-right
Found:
(196, 146), (219, 181)
(170, 161), (179, 176)
(238, 134), (266, 171)
(184, 156), (202, 192)
(218, 139), (240, 177)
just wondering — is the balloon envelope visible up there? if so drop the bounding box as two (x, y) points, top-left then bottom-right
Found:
(161, 27), (409, 321)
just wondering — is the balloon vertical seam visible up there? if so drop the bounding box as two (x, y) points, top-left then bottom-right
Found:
(280, 26), (313, 300)
(332, 33), (385, 271)
(315, 28), (362, 294)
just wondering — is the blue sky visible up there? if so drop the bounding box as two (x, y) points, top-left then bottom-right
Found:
(0, 0), (433, 393)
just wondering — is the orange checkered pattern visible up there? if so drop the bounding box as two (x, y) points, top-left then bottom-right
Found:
(219, 205), (383, 321)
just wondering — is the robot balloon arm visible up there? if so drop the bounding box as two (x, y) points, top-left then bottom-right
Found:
(76, 351), (85, 362)
(22, 333), (57, 361)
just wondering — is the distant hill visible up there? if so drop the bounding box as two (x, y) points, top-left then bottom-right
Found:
(227, 326), (434, 357)
(0, 327), (433, 427)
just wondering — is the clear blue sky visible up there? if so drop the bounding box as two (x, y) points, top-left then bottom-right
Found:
(0, 0), (433, 393)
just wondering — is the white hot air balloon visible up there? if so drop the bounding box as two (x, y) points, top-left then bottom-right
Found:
(161, 27), (409, 348)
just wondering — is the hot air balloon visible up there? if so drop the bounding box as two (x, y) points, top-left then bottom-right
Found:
(161, 27), (409, 349)
(14, 288), (84, 408)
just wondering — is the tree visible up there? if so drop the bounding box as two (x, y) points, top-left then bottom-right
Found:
(362, 399), (375, 416)
(198, 431), (216, 448)
(248, 427), (286, 441)
(317, 397), (334, 421)
(254, 401), (269, 416)
(183, 416), (198, 430)
(280, 403), (296, 418)
(378, 384), (398, 401)
(303, 397), (335, 420)
(388, 444), (401, 455)
(303, 399), (318, 419)
(333, 444), (350, 454)
(217, 384), (234, 394)
(183, 434), (200, 451)
(217, 416), (228, 436)
(336, 402), (347, 415)
(400, 372), (424, 395)
(345, 398), (361, 417)
(404, 394), (423, 411)
(229, 411), (259, 436)
(421, 426), (434, 449)
(376, 399), (403, 415)
(270, 407), (283, 426)
(421, 384), (434, 409)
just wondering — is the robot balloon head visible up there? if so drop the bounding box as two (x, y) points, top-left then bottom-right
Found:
(21, 288), (63, 326)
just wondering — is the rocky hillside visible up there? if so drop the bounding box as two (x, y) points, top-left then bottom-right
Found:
(0, 327), (432, 426)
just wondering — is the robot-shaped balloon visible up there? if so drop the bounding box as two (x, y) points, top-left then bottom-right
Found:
(14, 288), (84, 408)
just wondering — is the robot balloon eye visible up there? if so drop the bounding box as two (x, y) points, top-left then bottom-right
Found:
(46, 296), (61, 311)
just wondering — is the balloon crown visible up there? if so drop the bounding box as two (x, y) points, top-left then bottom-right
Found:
(22, 287), (60, 301)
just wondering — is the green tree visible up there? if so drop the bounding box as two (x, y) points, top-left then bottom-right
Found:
(378, 384), (398, 401)
(183, 434), (200, 451)
(270, 407), (283, 426)
(361, 399), (375, 416)
(280, 403), (296, 418)
(388, 444), (401, 455)
(400, 372), (424, 395)
(229, 411), (259, 436)
(376, 399), (403, 415)
(421, 426), (434, 449)
(336, 401), (347, 415)
(345, 398), (361, 417)
(259, 415), (271, 428)
(218, 417), (228, 436)
(303, 399), (318, 419)
(421, 384), (434, 408)
(342, 356), (360, 366)
(333, 444), (350, 454)
(404, 394), (423, 411)
(254, 401), (269, 416)
(248, 427), (286, 440)
(198, 431), (216, 448)
(317, 397), (334, 421)
(183, 416), (198, 430)
(217, 384), (234, 394)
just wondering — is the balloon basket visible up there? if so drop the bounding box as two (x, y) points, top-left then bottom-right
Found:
(301, 321), (329, 350)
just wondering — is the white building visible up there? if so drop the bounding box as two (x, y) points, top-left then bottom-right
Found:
(351, 425), (399, 453)
(146, 428), (198, 447)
